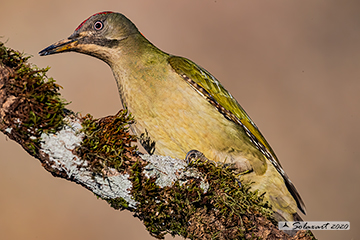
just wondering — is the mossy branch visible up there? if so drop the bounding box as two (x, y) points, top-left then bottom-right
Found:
(0, 42), (314, 240)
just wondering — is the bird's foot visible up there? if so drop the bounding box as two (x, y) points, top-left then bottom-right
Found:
(139, 129), (156, 155)
(185, 149), (209, 164)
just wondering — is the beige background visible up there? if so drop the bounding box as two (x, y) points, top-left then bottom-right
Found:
(1, 1), (359, 239)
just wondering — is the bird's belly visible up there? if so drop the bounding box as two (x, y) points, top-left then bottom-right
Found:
(126, 73), (266, 173)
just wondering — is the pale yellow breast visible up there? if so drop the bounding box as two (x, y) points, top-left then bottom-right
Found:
(112, 59), (267, 174)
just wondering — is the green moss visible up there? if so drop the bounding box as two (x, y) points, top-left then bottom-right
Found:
(77, 110), (137, 175)
(130, 157), (275, 239)
(0, 41), (68, 155)
(106, 197), (129, 209)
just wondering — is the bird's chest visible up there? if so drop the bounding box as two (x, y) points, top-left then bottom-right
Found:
(117, 67), (246, 160)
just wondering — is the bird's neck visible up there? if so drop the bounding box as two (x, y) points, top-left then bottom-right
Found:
(108, 33), (169, 109)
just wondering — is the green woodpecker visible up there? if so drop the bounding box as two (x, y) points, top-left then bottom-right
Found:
(39, 11), (305, 222)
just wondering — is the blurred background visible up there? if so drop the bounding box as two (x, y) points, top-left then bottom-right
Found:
(1, 0), (359, 239)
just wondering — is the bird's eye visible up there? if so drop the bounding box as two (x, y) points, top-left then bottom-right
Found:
(94, 21), (104, 31)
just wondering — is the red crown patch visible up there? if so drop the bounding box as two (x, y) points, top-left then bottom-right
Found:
(75, 11), (114, 31)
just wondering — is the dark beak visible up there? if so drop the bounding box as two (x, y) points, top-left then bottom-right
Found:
(39, 38), (78, 56)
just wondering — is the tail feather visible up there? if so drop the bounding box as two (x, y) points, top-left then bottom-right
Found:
(284, 173), (306, 215)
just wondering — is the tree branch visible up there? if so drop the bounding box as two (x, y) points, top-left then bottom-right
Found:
(0, 42), (315, 240)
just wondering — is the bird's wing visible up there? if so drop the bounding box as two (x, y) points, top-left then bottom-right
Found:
(168, 56), (306, 214)
(168, 56), (279, 163)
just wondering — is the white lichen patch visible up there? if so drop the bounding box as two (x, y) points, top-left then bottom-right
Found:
(80, 171), (137, 208)
(200, 181), (209, 193)
(40, 116), (138, 208)
(40, 117), (85, 177)
(142, 154), (186, 188)
(142, 154), (209, 193)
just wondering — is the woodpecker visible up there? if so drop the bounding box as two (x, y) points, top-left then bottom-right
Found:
(39, 11), (306, 222)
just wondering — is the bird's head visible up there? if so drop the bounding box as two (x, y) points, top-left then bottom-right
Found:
(39, 11), (139, 64)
